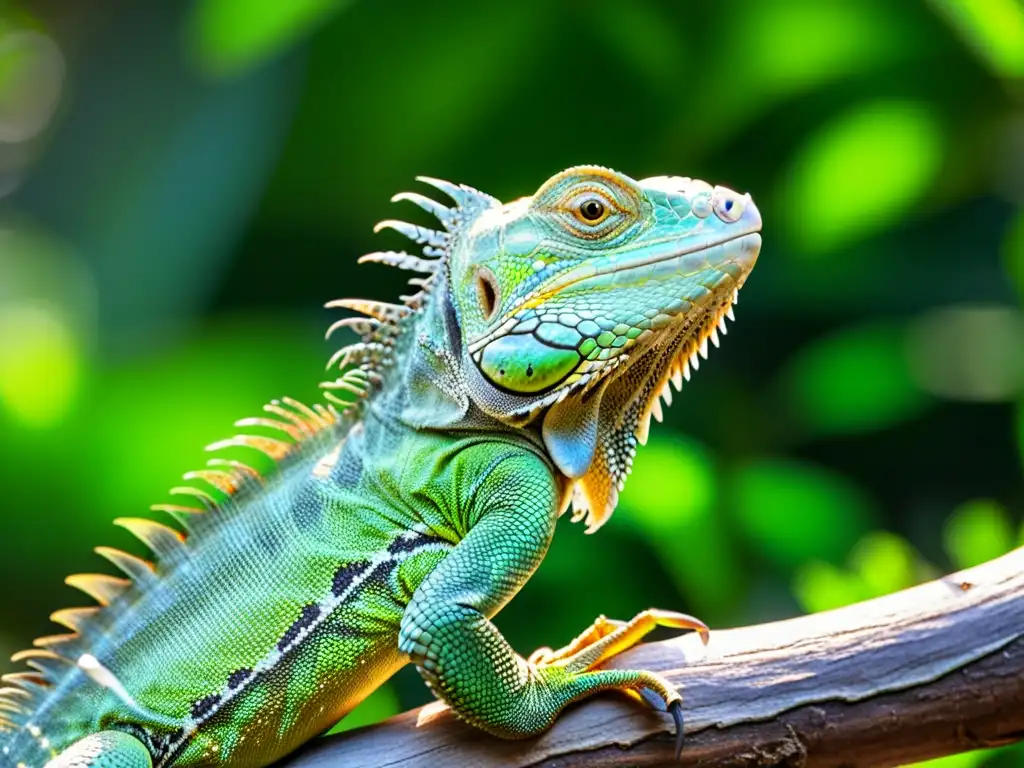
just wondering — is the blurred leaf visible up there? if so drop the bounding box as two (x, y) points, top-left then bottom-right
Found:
(0, 301), (81, 429)
(943, 499), (1015, 570)
(0, 26), (63, 143)
(619, 432), (742, 617)
(623, 433), (716, 533)
(87, 315), (324, 517)
(781, 101), (945, 254)
(325, 683), (399, 734)
(18, 12), (303, 353)
(794, 530), (928, 614)
(586, 0), (684, 86)
(927, 0), (1024, 78)
(907, 305), (1024, 403)
(1004, 210), (1024, 303)
(187, 0), (352, 77)
(731, 0), (906, 98)
(778, 322), (930, 436)
(848, 531), (920, 596)
(685, 0), (916, 156)
(914, 748), (990, 768)
(793, 560), (868, 613)
(731, 459), (876, 569)
(1017, 399), (1024, 477)
(267, 1), (553, 231)
(0, 222), (93, 430)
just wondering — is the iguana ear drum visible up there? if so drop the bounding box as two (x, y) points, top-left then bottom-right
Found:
(476, 334), (580, 394)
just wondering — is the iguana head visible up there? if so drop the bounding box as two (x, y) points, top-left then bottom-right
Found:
(347, 166), (760, 530)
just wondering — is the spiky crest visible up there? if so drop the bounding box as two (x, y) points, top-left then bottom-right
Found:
(1, 392), (357, 725)
(1, 175), (493, 728)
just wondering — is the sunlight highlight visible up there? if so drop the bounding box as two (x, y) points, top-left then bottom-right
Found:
(0, 302), (81, 429)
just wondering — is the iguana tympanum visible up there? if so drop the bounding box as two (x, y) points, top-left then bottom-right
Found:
(0, 166), (761, 767)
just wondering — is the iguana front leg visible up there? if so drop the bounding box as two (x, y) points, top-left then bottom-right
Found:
(45, 731), (152, 768)
(398, 452), (697, 754)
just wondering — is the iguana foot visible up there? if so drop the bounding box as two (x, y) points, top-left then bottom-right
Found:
(527, 608), (708, 759)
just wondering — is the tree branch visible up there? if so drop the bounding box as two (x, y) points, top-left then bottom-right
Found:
(285, 548), (1024, 767)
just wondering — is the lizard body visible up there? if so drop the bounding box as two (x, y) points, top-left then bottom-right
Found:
(0, 166), (761, 767)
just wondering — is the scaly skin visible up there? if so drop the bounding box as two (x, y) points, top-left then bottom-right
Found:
(0, 166), (761, 767)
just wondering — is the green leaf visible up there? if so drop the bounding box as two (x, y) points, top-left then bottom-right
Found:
(927, 0), (1024, 78)
(906, 306), (1024, 403)
(1017, 400), (1024, 478)
(730, 0), (907, 98)
(792, 560), (868, 613)
(618, 432), (742, 616)
(793, 530), (925, 613)
(0, 26), (63, 143)
(1004, 210), (1024, 303)
(88, 315), (325, 516)
(778, 322), (930, 436)
(914, 743), (1024, 768)
(943, 499), (1015, 570)
(731, 459), (876, 570)
(586, 1), (684, 86)
(0, 301), (82, 429)
(848, 531), (919, 597)
(685, 0), (917, 156)
(781, 101), (945, 254)
(621, 433), (716, 533)
(187, 0), (352, 77)
(912, 747), (991, 768)
(0, 223), (92, 431)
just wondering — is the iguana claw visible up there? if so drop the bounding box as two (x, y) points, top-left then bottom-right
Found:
(668, 699), (685, 760)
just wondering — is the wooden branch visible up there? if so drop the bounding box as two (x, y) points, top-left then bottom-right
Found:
(286, 548), (1024, 767)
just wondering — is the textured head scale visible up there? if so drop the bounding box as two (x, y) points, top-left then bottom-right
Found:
(339, 166), (762, 532)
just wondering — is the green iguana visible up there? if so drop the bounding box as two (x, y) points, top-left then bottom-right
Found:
(0, 166), (761, 767)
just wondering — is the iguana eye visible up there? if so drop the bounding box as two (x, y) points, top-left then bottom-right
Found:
(475, 266), (500, 321)
(578, 198), (606, 222)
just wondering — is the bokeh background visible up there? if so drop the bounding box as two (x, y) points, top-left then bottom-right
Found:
(1, 0), (1023, 764)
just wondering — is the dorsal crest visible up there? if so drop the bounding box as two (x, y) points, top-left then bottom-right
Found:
(0, 175), (497, 729)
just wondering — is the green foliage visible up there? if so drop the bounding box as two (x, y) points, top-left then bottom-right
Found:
(0, 300), (80, 429)
(1017, 400), (1024, 479)
(1005, 211), (1024, 303)
(619, 434), (743, 618)
(928, 0), (1024, 77)
(730, 459), (876, 570)
(794, 531), (925, 613)
(780, 101), (945, 255)
(943, 499), (1016, 570)
(186, 0), (353, 77)
(777, 322), (931, 436)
